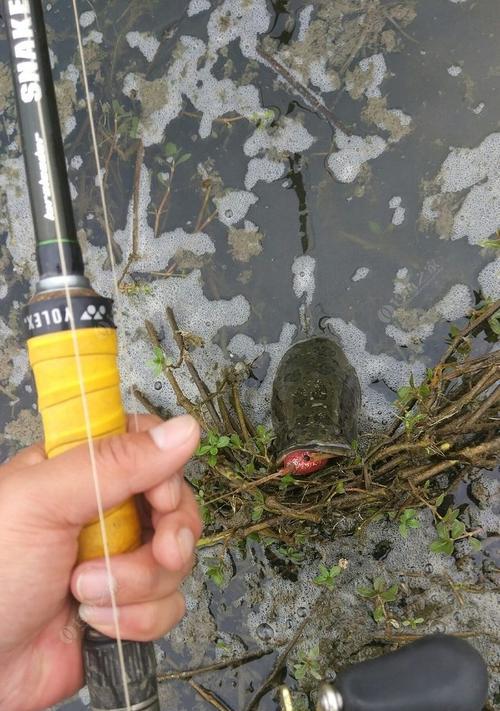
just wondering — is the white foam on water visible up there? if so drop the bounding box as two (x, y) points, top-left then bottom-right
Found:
(389, 196), (406, 225)
(9, 351), (28, 387)
(309, 57), (338, 93)
(244, 118), (316, 157)
(346, 53), (387, 99)
(215, 190), (258, 227)
(327, 129), (387, 183)
(478, 258), (500, 300)
(70, 155), (83, 170)
(188, 0), (211, 16)
(422, 133), (500, 246)
(79, 10), (96, 27)
(385, 283), (473, 347)
(124, 32), (263, 143)
(244, 157), (285, 190)
(447, 65), (462, 76)
(207, 0), (271, 60)
(292, 255), (316, 306)
(352, 267), (370, 282)
(228, 323), (297, 424)
(83, 30), (103, 45)
(126, 31), (160, 62)
(81, 168), (250, 412)
(297, 4), (314, 42)
(374, 108), (412, 143)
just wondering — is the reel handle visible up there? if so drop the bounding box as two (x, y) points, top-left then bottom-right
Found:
(319, 634), (488, 711)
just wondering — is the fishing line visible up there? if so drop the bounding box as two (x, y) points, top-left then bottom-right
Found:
(38, 3), (134, 707)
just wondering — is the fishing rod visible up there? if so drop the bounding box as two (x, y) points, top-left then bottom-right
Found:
(2, 0), (159, 709)
(0, 3), (491, 711)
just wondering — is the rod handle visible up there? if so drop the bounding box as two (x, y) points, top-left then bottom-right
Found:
(27, 326), (159, 710)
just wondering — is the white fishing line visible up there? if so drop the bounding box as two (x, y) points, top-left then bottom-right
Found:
(69, 0), (138, 707)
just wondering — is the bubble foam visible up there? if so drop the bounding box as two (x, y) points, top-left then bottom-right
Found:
(215, 190), (258, 227)
(292, 255), (316, 306)
(126, 32), (160, 62)
(328, 130), (386, 184)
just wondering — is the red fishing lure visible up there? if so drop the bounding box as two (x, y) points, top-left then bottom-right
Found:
(282, 449), (331, 475)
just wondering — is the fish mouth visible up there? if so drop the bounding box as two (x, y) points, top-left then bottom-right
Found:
(277, 441), (354, 465)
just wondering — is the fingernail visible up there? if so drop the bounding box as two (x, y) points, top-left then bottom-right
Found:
(76, 569), (117, 603)
(176, 527), (195, 565)
(79, 604), (118, 626)
(150, 415), (198, 451)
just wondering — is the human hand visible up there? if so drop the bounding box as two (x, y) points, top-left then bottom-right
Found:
(0, 414), (201, 711)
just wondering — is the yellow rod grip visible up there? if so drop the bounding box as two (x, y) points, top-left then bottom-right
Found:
(27, 327), (141, 562)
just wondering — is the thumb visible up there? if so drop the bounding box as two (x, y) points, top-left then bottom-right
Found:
(10, 414), (200, 528)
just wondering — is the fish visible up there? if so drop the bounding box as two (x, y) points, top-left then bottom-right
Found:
(271, 337), (361, 475)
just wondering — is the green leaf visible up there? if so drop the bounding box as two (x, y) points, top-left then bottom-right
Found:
(450, 519), (466, 540)
(469, 537), (482, 552)
(217, 435), (230, 448)
(435, 493), (445, 508)
(381, 584), (399, 602)
(208, 454), (217, 467)
(335, 480), (346, 494)
(357, 585), (375, 598)
(207, 565), (224, 587)
(164, 142), (178, 157)
(230, 433), (242, 448)
(176, 152), (191, 165)
(430, 539), (454, 555)
(373, 576), (385, 593)
(373, 604), (385, 623)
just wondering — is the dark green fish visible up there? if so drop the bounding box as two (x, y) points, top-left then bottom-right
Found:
(271, 337), (361, 475)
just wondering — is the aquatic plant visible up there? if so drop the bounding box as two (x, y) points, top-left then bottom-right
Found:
(138, 298), (499, 551)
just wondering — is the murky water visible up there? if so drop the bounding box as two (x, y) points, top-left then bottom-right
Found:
(0, 1), (499, 709)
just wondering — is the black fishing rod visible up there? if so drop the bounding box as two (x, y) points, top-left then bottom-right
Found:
(2, 1), (159, 709)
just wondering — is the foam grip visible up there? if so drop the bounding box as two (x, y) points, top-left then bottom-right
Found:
(27, 327), (141, 562)
(335, 634), (488, 711)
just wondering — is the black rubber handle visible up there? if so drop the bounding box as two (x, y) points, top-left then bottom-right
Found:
(83, 627), (160, 711)
(336, 634), (488, 711)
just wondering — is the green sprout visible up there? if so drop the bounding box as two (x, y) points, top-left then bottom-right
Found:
(429, 506), (481, 555)
(398, 508), (421, 538)
(313, 563), (343, 591)
(148, 346), (172, 376)
(293, 645), (322, 682)
(204, 558), (225, 588)
(196, 431), (231, 467)
(357, 577), (399, 623)
(402, 616), (425, 630)
(163, 141), (191, 165)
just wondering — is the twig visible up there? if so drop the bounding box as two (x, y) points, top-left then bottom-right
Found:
(166, 307), (223, 432)
(257, 47), (340, 130)
(383, 10), (419, 45)
(439, 300), (500, 366)
(154, 161), (176, 237)
(118, 140), (144, 286)
(132, 387), (169, 419)
(197, 517), (284, 548)
(157, 649), (273, 682)
(205, 470), (286, 506)
(144, 320), (207, 429)
(189, 680), (233, 711)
